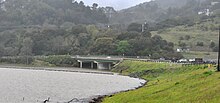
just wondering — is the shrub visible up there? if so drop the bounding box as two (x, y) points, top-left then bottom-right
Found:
(196, 42), (204, 46)
(203, 71), (213, 76)
(209, 42), (216, 48)
(0, 56), (34, 64)
(175, 82), (180, 85)
(213, 46), (219, 52)
(40, 55), (78, 67)
(185, 35), (191, 40)
(179, 36), (184, 40)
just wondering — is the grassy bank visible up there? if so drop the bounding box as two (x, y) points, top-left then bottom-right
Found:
(103, 60), (220, 103)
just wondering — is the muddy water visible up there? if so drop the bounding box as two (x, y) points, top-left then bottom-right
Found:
(0, 68), (145, 103)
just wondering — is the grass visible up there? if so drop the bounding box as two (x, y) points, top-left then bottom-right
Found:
(103, 60), (220, 103)
(182, 51), (218, 60)
(151, 20), (219, 52)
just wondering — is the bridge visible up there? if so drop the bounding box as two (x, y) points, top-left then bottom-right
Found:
(72, 56), (122, 70)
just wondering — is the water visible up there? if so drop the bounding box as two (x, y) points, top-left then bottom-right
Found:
(0, 68), (145, 103)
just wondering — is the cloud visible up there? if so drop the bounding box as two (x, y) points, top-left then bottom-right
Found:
(75, 0), (150, 10)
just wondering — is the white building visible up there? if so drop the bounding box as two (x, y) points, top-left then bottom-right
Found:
(198, 9), (213, 16)
(211, 2), (219, 6)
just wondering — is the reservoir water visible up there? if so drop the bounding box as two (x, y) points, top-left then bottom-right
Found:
(0, 68), (145, 103)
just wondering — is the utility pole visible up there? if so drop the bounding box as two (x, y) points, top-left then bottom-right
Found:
(217, 26), (220, 71)
(142, 24), (144, 32)
(142, 22), (147, 32)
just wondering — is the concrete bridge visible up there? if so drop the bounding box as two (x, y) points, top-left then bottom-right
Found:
(72, 56), (122, 70)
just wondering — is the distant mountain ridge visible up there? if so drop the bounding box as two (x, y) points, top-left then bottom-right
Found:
(109, 0), (216, 25)
(153, 0), (188, 9)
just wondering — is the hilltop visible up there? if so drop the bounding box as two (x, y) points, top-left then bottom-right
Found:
(109, 0), (220, 25)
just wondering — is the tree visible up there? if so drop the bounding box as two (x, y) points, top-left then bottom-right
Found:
(117, 31), (140, 40)
(90, 37), (116, 55)
(141, 31), (151, 38)
(19, 37), (33, 64)
(92, 3), (98, 10)
(129, 37), (153, 56)
(185, 35), (191, 40)
(19, 37), (33, 56)
(196, 42), (204, 46)
(127, 23), (142, 32)
(66, 35), (80, 55)
(50, 36), (66, 55)
(178, 41), (187, 49)
(116, 40), (130, 55)
(0, 44), (4, 57)
(209, 41), (215, 48)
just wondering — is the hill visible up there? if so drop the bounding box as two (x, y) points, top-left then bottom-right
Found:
(109, 0), (220, 25)
(152, 0), (188, 9)
(152, 17), (220, 52)
(0, 0), (182, 59)
(0, 0), (108, 27)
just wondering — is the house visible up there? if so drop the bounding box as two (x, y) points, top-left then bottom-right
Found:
(211, 2), (219, 6)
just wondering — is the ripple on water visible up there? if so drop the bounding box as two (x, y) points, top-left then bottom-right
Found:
(0, 68), (145, 103)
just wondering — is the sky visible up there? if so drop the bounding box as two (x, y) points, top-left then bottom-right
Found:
(75, 0), (151, 10)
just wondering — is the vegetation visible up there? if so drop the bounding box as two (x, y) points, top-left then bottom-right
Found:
(0, 0), (108, 26)
(0, 0), (219, 102)
(103, 60), (219, 103)
(0, 55), (78, 67)
(182, 51), (217, 59)
(152, 20), (219, 52)
(0, 0), (186, 60)
(0, 0), (219, 60)
(0, 0), (219, 63)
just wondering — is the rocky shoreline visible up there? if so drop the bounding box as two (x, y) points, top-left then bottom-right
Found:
(88, 79), (147, 103)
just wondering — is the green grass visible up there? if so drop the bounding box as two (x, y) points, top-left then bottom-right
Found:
(103, 60), (220, 103)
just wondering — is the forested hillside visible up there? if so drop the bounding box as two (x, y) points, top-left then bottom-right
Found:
(0, 0), (109, 27)
(0, 0), (219, 59)
(0, 0), (182, 60)
(108, 0), (220, 53)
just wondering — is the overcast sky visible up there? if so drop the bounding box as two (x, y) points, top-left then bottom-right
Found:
(76, 0), (151, 10)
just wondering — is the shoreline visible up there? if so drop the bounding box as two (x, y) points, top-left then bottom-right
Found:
(0, 65), (115, 75)
(0, 64), (147, 103)
(89, 80), (147, 103)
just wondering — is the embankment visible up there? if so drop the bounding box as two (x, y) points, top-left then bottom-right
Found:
(102, 60), (220, 103)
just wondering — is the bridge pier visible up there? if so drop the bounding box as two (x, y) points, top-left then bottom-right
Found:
(78, 60), (83, 68)
(108, 63), (111, 70)
(91, 62), (94, 69)
(95, 61), (113, 70)
(77, 60), (96, 69)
